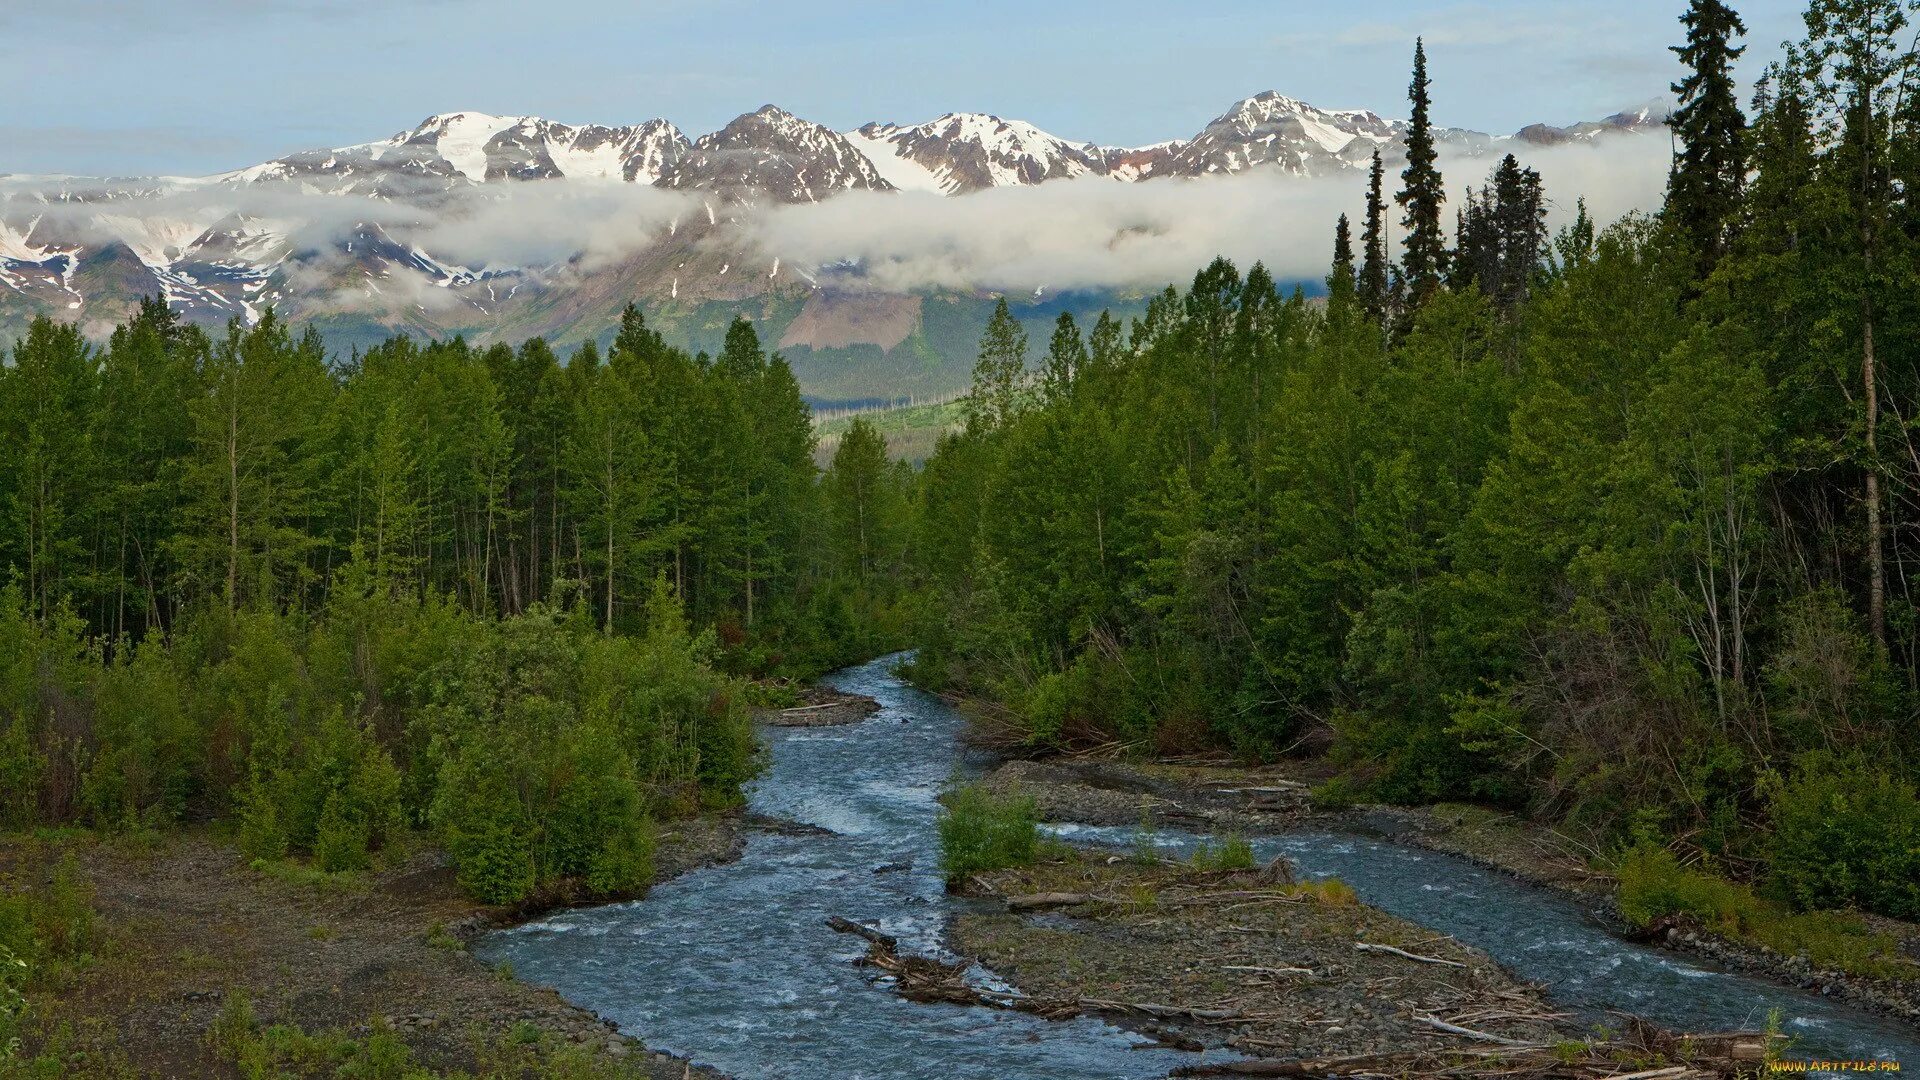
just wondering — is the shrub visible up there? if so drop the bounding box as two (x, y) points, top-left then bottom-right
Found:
(0, 944), (24, 1061)
(1309, 774), (1363, 811)
(542, 720), (655, 895)
(434, 753), (536, 904)
(937, 785), (1038, 879)
(235, 775), (289, 863)
(1766, 758), (1920, 919)
(312, 791), (371, 873)
(81, 639), (198, 829)
(1615, 845), (1903, 978)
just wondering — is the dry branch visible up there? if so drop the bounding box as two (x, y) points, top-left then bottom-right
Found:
(1352, 940), (1467, 967)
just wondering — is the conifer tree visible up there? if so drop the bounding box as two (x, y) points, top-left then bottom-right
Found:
(1358, 150), (1391, 331)
(1040, 312), (1087, 404)
(1666, 0), (1749, 275)
(1397, 38), (1449, 309)
(1330, 213), (1357, 303)
(966, 298), (1028, 431)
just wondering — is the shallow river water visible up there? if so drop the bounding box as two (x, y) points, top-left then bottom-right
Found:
(478, 654), (1920, 1078)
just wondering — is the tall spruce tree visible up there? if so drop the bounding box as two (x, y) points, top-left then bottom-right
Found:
(1358, 150), (1391, 331)
(1330, 213), (1357, 304)
(1667, 0), (1749, 275)
(1397, 38), (1449, 309)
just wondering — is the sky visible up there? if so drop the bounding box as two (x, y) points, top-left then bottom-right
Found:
(2, 0), (1804, 179)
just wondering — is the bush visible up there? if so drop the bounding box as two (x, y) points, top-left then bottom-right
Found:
(434, 756), (536, 905)
(1766, 758), (1920, 919)
(1309, 774), (1363, 811)
(937, 785), (1038, 879)
(1615, 845), (1903, 978)
(312, 791), (371, 873)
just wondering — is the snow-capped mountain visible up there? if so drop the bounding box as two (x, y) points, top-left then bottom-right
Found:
(849, 113), (1114, 194)
(665, 105), (894, 202)
(0, 89), (1667, 365)
(223, 112), (692, 195)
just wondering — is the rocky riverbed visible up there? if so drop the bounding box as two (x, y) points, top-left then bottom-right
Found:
(972, 753), (1920, 1034)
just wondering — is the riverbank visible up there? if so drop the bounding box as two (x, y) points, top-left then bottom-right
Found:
(752, 685), (880, 727)
(940, 844), (1776, 1076)
(971, 753), (1920, 1032)
(0, 817), (747, 1078)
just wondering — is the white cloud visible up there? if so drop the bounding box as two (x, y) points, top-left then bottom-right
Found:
(745, 134), (1670, 293)
(0, 133), (1665, 306)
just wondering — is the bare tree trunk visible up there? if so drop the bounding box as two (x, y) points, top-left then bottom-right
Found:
(227, 400), (240, 611)
(1867, 308), (1887, 653)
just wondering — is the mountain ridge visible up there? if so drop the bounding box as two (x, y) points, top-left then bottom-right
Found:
(0, 89), (1669, 400)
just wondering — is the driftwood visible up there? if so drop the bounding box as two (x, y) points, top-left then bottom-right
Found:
(824, 916), (896, 949)
(1171, 1024), (1781, 1079)
(1352, 940), (1468, 967)
(823, 916), (1236, 1025)
(1413, 1013), (1534, 1045)
(1006, 891), (1094, 911)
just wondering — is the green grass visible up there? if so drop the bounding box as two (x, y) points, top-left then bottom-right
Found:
(1615, 847), (1908, 980)
(937, 785), (1039, 880)
(1189, 833), (1257, 872)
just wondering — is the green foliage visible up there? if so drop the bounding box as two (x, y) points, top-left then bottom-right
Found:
(1308, 775), (1363, 812)
(907, 9), (1920, 921)
(1615, 846), (1904, 979)
(937, 785), (1039, 879)
(1189, 833), (1256, 872)
(1765, 756), (1920, 918)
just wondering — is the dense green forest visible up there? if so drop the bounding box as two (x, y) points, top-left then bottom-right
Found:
(4, 0), (1918, 938)
(0, 301), (911, 902)
(906, 1), (1920, 921)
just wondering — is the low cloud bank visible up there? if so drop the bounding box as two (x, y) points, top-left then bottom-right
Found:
(2, 134), (1667, 305)
(748, 135), (1670, 293)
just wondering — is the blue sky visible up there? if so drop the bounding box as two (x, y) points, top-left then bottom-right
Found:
(4, 0), (1802, 177)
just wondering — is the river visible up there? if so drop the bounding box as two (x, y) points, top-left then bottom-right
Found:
(477, 653), (1920, 1078)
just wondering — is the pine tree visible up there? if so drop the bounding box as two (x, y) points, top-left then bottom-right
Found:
(966, 298), (1029, 431)
(1330, 213), (1357, 303)
(1397, 38), (1449, 309)
(1667, 0), (1749, 275)
(1040, 312), (1088, 404)
(1358, 150), (1391, 331)
(823, 417), (897, 582)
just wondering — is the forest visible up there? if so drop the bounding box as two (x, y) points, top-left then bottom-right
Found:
(906, 1), (1920, 923)
(0, 301), (912, 903)
(1, 0), (1917, 1001)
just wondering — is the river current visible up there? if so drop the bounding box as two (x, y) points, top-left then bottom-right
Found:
(478, 653), (1920, 1078)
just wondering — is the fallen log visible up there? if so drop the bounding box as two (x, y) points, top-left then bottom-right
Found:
(824, 916), (896, 949)
(1352, 940), (1467, 967)
(1006, 891), (1094, 911)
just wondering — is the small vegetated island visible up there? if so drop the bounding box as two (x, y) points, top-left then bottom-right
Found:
(4, 2), (1920, 1078)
